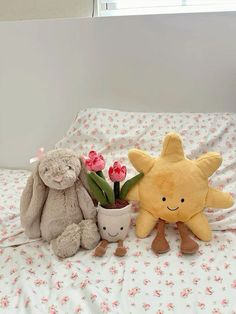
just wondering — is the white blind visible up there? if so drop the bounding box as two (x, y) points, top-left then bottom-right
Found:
(98, 0), (236, 16)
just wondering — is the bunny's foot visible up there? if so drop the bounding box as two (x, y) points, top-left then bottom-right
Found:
(79, 219), (100, 250)
(51, 223), (81, 258)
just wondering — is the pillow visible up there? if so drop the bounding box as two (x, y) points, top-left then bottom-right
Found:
(55, 108), (236, 231)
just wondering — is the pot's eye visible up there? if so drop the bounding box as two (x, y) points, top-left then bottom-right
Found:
(181, 198), (185, 203)
(120, 227), (124, 230)
(103, 227), (106, 230)
(162, 197), (166, 202)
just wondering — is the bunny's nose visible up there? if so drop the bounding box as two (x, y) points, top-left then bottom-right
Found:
(54, 175), (63, 183)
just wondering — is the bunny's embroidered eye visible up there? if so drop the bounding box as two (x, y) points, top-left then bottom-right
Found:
(103, 227), (106, 230)
(44, 167), (49, 173)
(120, 227), (124, 230)
(68, 165), (72, 170)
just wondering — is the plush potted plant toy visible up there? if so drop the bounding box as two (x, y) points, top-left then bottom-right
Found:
(83, 151), (143, 257)
(126, 133), (234, 255)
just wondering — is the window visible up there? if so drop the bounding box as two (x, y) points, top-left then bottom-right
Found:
(97, 0), (236, 16)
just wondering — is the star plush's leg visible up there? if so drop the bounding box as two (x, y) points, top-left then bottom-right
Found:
(114, 240), (127, 257)
(176, 222), (199, 254)
(94, 240), (109, 257)
(206, 187), (234, 209)
(135, 210), (158, 238)
(185, 212), (212, 241)
(151, 219), (170, 254)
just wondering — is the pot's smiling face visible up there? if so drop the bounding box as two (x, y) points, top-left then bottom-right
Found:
(98, 212), (131, 242)
(140, 160), (208, 223)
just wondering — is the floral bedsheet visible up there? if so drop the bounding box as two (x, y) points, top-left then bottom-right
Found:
(0, 169), (236, 314)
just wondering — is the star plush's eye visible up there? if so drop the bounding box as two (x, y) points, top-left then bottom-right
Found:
(162, 197), (166, 202)
(103, 227), (106, 230)
(181, 198), (185, 203)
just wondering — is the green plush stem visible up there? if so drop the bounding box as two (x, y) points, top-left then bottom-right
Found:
(114, 182), (120, 199)
(87, 174), (108, 206)
(90, 172), (115, 204)
(120, 173), (144, 200)
(96, 170), (105, 179)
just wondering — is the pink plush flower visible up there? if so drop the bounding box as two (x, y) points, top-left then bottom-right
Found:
(108, 161), (127, 182)
(83, 151), (105, 172)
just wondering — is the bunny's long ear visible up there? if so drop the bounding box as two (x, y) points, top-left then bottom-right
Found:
(20, 163), (48, 239)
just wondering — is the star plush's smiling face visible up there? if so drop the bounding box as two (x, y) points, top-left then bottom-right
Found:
(140, 160), (208, 223)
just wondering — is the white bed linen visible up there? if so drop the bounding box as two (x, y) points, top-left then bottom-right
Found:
(1, 169), (236, 314)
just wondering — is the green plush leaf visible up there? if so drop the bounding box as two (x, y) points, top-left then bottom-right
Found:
(87, 174), (108, 206)
(90, 172), (115, 204)
(120, 172), (144, 200)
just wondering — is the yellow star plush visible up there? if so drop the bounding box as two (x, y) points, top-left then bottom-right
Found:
(127, 133), (234, 241)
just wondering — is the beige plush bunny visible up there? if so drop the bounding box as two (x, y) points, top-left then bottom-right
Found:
(20, 148), (100, 258)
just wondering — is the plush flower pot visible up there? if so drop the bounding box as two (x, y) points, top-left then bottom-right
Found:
(97, 203), (132, 243)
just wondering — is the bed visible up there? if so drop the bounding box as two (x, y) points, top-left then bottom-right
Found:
(1, 109), (236, 314)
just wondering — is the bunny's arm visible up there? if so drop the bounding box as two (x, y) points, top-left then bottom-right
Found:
(75, 179), (97, 220)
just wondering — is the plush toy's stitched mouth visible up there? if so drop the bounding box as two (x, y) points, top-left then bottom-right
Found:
(167, 206), (179, 211)
(108, 232), (119, 237)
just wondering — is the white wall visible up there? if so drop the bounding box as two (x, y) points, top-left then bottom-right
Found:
(0, 12), (236, 169)
(0, 0), (93, 20)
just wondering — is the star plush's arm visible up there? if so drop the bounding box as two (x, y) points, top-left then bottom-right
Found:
(195, 152), (222, 178)
(128, 149), (155, 174)
(205, 187), (234, 209)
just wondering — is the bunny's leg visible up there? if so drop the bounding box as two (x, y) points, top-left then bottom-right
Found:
(51, 223), (81, 258)
(94, 240), (109, 257)
(114, 240), (127, 257)
(79, 220), (100, 250)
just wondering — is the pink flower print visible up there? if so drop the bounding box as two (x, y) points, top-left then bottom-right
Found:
(100, 301), (110, 313)
(83, 151), (105, 172)
(153, 290), (162, 297)
(212, 309), (221, 314)
(180, 288), (192, 298)
(0, 296), (9, 308)
(205, 287), (214, 295)
(25, 298), (30, 308)
(201, 263), (211, 272)
(74, 306), (83, 313)
(49, 305), (57, 314)
(198, 302), (205, 309)
(103, 287), (111, 294)
(60, 296), (69, 305)
(177, 268), (184, 276)
(41, 297), (48, 304)
(156, 310), (164, 314)
(66, 261), (72, 269)
(221, 299), (228, 306)
(26, 257), (33, 264)
(128, 287), (140, 297)
(231, 280), (236, 288)
(130, 267), (137, 274)
(71, 272), (78, 280)
(165, 280), (174, 288)
(167, 303), (174, 310)
(143, 279), (151, 286)
(90, 294), (97, 302)
(214, 276), (223, 283)
(80, 279), (90, 289)
(143, 303), (151, 311)
(85, 267), (92, 273)
(34, 279), (46, 286)
(112, 301), (119, 308)
(109, 266), (118, 274)
(108, 161), (127, 182)
(54, 281), (63, 290)
(155, 266), (163, 275)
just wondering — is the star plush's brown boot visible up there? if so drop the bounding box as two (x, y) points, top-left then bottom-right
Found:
(177, 222), (199, 254)
(151, 219), (170, 254)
